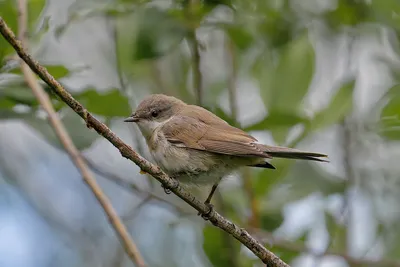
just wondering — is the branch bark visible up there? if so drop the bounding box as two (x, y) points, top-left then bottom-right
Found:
(13, 5), (146, 267)
(0, 16), (289, 267)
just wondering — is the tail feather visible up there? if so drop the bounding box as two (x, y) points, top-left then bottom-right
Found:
(257, 144), (329, 162)
(248, 162), (276, 169)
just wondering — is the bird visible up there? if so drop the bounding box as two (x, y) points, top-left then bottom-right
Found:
(124, 94), (328, 216)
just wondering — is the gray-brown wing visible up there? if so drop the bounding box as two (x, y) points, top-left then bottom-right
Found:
(162, 116), (271, 158)
(180, 105), (257, 141)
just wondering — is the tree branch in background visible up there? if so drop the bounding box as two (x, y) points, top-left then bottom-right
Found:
(226, 37), (238, 124)
(84, 156), (190, 215)
(342, 119), (355, 252)
(14, 4), (147, 267)
(188, 32), (202, 105)
(0, 17), (289, 267)
(108, 17), (148, 158)
(186, 0), (203, 106)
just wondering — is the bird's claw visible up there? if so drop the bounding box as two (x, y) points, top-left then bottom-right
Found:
(161, 184), (172, 194)
(161, 180), (179, 195)
(198, 202), (214, 220)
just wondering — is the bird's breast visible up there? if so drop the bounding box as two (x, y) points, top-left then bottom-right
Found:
(148, 129), (193, 172)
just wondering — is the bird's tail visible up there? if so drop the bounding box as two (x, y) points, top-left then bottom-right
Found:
(258, 145), (329, 162)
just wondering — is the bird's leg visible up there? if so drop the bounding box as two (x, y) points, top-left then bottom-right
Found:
(198, 182), (219, 220)
(205, 182), (219, 205)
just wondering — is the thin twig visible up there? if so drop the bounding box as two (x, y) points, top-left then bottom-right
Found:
(342, 119), (355, 252)
(341, 34), (356, 256)
(0, 17), (289, 267)
(189, 33), (202, 106)
(186, 0), (203, 106)
(14, 6), (146, 267)
(226, 36), (238, 124)
(253, 229), (400, 267)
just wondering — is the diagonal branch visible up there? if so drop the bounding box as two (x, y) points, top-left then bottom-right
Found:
(0, 16), (289, 267)
(13, 5), (146, 267)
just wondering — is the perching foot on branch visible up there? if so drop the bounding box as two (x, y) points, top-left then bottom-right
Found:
(200, 202), (214, 221)
(161, 183), (172, 194)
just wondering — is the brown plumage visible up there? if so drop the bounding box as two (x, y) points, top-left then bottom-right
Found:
(163, 103), (327, 164)
(124, 94), (328, 208)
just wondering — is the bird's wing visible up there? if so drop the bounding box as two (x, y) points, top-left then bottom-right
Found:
(180, 105), (258, 140)
(162, 115), (271, 158)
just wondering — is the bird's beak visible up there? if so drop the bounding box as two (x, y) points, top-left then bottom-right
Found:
(124, 113), (139, 123)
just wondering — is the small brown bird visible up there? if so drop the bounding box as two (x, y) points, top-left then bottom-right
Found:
(124, 94), (328, 214)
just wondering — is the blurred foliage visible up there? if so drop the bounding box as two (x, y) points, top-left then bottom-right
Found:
(1, 0), (400, 266)
(380, 84), (400, 140)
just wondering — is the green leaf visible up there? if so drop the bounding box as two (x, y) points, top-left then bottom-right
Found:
(380, 84), (400, 140)
(325, 0), (368, 28)
(225, 24), (254, 51)
(133, 7), (187, 60)
(252, 34), (314, 143)
(28, 0), (46, 29)
(325, 212), (347, 253)
(212, 106), (237, 126)
(0, 0), (46, 61)
(75, 89), (131, 117)
(10, 65), (70, 79)
(253, 159), (293, 197)
(0, 86), (38, 106)
(0, 0), (18, 60)
(203, 225), (240, 267)
(370, 0), (400, 31)
(310, 80), (355, 131)
(245, 111), (307, 132)
(44, 65), (70, 79)
(0, 98), (16, 109)
(260, 210), (284, 232)
(267, 33), (315, 114)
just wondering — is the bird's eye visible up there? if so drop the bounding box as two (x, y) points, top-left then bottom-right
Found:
(151, 110), (159, 118)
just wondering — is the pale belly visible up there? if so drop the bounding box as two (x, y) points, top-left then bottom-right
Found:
(148, 133), (247, 185)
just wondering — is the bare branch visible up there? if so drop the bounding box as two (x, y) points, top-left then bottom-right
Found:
(0, 16), (289, 267)
(13, 6), (146, 267)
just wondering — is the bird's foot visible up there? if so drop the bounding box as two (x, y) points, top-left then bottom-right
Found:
(161, 180), (179, 195)
(198, 202), (214, 221)
(161, 183), (172, 194)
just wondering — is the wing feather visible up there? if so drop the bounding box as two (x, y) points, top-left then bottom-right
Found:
(162, 115), (271, 158)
